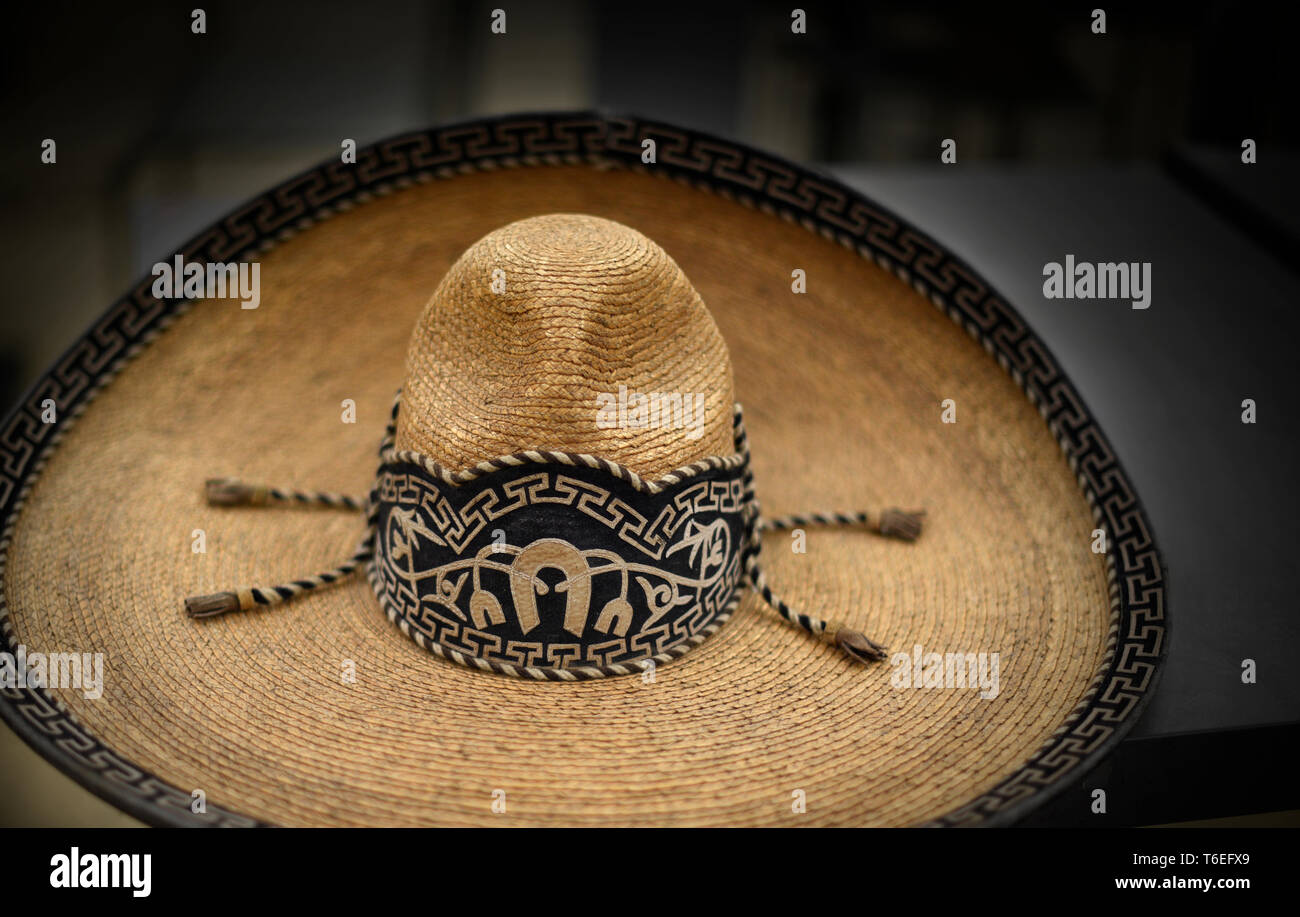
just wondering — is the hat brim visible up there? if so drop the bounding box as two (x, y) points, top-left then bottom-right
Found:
(0, 112), (1166, 827)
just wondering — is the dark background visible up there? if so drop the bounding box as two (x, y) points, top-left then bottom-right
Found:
(1, 1), (1297, 825)
(4, 1), (1294, 407)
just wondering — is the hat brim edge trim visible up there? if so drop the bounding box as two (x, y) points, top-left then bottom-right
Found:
(0, 109), (1168, 828)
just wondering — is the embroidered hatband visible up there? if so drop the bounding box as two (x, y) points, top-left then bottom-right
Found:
(367, 398), (757, 679)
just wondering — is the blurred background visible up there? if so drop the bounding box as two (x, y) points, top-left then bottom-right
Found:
(2, 1), (1298, 826)
(2, 1), (1295, 409)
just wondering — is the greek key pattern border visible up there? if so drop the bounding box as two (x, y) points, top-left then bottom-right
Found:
(374, 463), (747, 671)
(376, 466), (746, 561)
(0, 110), (1165, 827)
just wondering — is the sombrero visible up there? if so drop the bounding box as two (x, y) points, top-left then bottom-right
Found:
(0, 111), (1167, 827)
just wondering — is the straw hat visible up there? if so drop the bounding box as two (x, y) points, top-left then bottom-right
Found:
(0, 112), (1167, 826)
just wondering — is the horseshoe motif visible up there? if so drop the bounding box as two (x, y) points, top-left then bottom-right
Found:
(372, 456), (749, 671)
(509, 539), (592, 636)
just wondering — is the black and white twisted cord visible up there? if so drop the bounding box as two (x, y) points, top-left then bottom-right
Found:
(203, 477), (365, 511)
(760, 509), (925, 541)
(182, 399), (922, 671)
(185, 532), (376, 618)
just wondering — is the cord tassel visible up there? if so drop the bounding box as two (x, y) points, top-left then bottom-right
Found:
(188, 479), (373, 617)
(184, 590), (244, 618)
(746, 503), (925, 663)
(825, 621), (889, 663)
(744, 560), (889, 663)
(185, 535), (373, 619)
(190, 458), (915, 668)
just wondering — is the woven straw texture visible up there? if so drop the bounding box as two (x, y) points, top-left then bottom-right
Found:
(4, 166), (1108, 826)
(397, 213), (735, 473)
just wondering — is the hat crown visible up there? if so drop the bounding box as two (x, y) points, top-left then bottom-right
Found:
(395, 214), (736, 475)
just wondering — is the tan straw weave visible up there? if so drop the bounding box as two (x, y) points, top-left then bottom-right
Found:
(398, 213), (735, 474)
(3, 163), (1112, 826)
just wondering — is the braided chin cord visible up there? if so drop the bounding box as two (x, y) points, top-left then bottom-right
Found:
(184, 483), (923, 666)
(184, 427), (925, 668)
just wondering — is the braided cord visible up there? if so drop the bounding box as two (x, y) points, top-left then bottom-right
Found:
(762, 511), (869, 531)
(733, 411), (909, 662)
(732, 408), (826, 637)
(259, 487), (363, 510)
(760, 508), (925, 541)
(183, 398), (922, 670)
(204, 477), (365, 511)
(185, 490), (378, 617)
